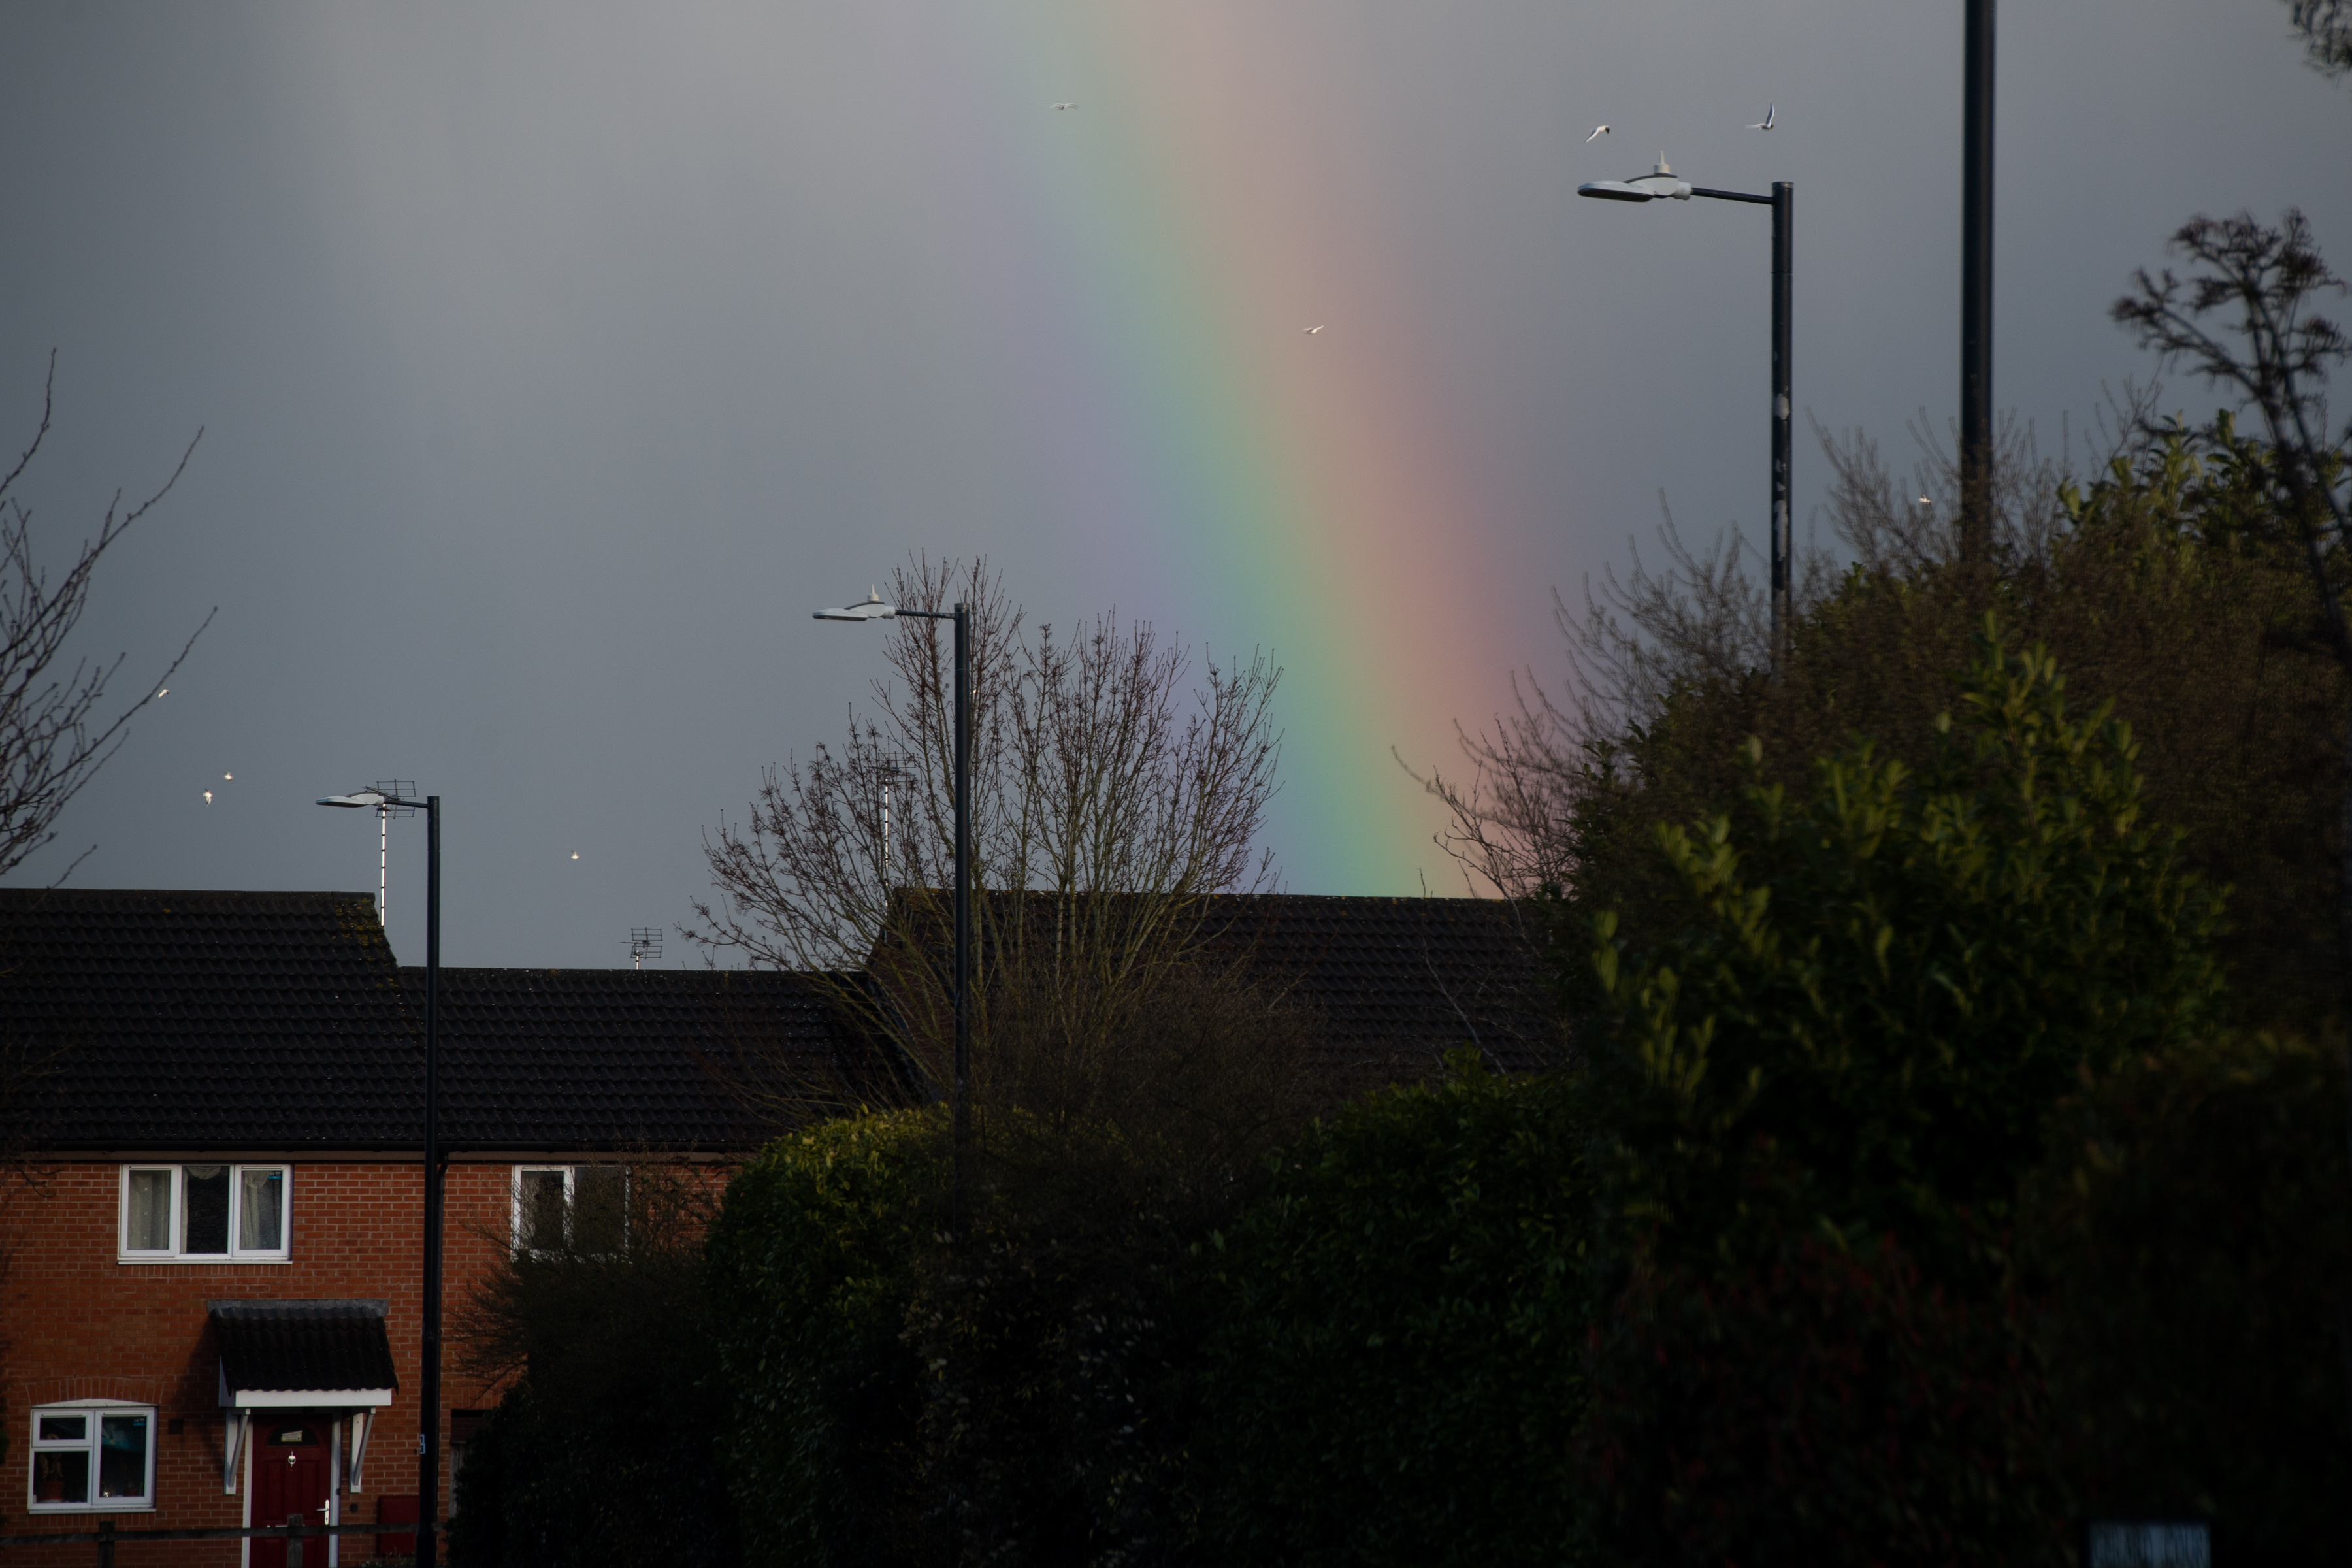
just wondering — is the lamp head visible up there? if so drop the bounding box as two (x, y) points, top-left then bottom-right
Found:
(318, 791), (389, 809)
(1577, 155), (1692, 203)
(814, 588), (898, 622)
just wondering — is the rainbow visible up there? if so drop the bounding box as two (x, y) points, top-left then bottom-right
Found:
(931, 4), (1533, 895)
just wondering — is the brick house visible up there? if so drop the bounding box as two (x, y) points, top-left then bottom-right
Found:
(0, 885), (1554, 1564)
(0, 889), (847, 1567)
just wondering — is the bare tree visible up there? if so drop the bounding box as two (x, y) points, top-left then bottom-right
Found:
(2289, 0), (2352, 78)
(685, 556), (1283, 1114)
(2114, 214), (2351, 662)
(2, 355), (212, 882)
(1412, 414), (2069, 900)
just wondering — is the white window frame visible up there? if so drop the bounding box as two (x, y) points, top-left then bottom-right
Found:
(116, 1164), (292, 1263)
(510, 1164), (628, 1255)
(26, 1399), (157, 1514)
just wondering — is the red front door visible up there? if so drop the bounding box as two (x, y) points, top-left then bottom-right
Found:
(250, 1416), (332, 1568)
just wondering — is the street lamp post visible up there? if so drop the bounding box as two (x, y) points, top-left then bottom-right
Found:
(1960, 0), (1997, 563)
(815, 590), (972, 1224)
(319, 787), (443, 1568)
(1578, 159), (1795, 668)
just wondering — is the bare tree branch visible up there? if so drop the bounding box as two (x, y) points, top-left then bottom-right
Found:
(2289, 0), (2352, 78)
(2114, 210), (2352, 667)
(1408, 412), (2066, 900)
(683, 557), (1284, 1117)
(1, 353), (213, 881)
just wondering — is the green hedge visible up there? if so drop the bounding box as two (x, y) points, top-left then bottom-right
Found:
(2032, 1028), (2352, 1560)
(448, 1373), (741, 1567)
(705, 1107), (943, 1568)
(1198, 1057), (1591, 1567)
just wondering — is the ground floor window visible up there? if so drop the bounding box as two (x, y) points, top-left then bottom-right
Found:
(27, 1401), (154, 1512)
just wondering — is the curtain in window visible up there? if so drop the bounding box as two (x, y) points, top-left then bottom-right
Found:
(125, 1171), (171, 1250)
(519, 1169), (568, 1251)
(239, 1168), (284, 1250)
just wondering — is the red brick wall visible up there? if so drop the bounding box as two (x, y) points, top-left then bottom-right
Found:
(1, 1160), (543, 1567)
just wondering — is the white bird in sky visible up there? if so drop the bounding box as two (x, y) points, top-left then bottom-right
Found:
(155, 687), (169, 698)
(571, 851), (581, 860)
(1303, 325), (1324, 335)
(1748, 104), (1777, 131)
(1053, 101), (1077, 110)
(1585, 123), (1610, 143)
(203, 791), (212, 805)
(223, 772), (233, 781)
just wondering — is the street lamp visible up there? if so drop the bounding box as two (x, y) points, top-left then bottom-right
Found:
(1579, 157), (1795, 667)
(815, 589), (972, 1224)
(318, 785), (444, 1568)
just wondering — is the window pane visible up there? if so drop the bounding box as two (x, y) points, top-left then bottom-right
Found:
(183, 1164), (229, 1254)
(519, 1170), (568, 1250)
(33, 1450), (90, 1505)
(239, 1168), (284, 1251)
(37, 1414), (87, 1442)
(573, 1165), (627, 1254)
(125, 1170), (171, 1251)
(97, 1415), (148, 1499)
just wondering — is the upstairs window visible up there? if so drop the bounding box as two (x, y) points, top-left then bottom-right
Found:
(27, 1401), (154, 1512)
(512, 1165), (628, 1255)
(118, 1164), (289, 1262)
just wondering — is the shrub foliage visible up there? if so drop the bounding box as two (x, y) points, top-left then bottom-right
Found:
(1197, 1057), (1589, 1568)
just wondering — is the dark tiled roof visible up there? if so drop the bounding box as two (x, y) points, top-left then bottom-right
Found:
(404, 966), (853, 1152)
(1, 889), (859, 1154)
(1191, 894), (1561, 1075)
(4, 887), (1554, 1156)
(1, 889), (419, 1151)
(880, 890), (1563, 1078)
(210, 1299), (397, 1396)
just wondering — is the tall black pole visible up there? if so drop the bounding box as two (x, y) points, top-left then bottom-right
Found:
(1960, 0), (1996, 563)
(950, 604), (971, 1230)
(1683, 180), (1791, 668)
(1771, 182), (1794, 668)
(418, 796), (442, 1568)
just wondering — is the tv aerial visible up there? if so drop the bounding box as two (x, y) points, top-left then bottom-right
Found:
(875, 755), (914, 887)
(370, 781), (417, 926)
(628, 928), (664, 969)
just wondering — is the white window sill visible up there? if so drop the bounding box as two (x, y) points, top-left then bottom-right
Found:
(25, 1504), (159, 1515)
(116, 1254), (291, 1266)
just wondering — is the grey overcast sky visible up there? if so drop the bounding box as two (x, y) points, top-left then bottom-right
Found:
(3, 1), (2345, 969)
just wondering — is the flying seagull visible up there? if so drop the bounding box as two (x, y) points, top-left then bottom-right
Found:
(1053, 101), (1077, 110)
(1303, 325), (1324, 335)
(203, 791), (212, 805)
(1748, 104), (1776, 131)
(1585, 123), (1610, 143)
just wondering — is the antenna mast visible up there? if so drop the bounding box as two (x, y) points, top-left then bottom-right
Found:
(878, 758), (910, 893)
(628, 928), (664, 970)
(372, 781), (417, 926)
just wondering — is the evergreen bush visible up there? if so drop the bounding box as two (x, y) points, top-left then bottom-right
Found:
(705, 1108), (941, 1568)
(1198, 1057), (1590, 1567)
